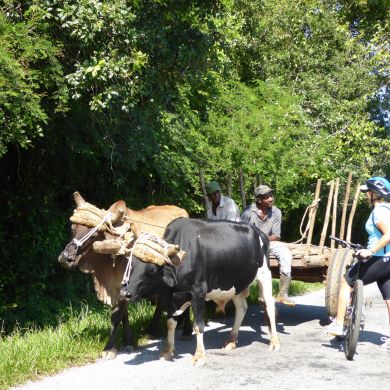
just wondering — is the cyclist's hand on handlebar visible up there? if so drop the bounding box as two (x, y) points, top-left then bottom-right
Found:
(355, 248), (373, 262)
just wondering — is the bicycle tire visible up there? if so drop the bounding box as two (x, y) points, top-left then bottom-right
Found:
(345, 279), (363, 360)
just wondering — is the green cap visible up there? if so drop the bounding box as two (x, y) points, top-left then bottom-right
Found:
(205, 181), (221, 194)
(254, 185), (273, 197)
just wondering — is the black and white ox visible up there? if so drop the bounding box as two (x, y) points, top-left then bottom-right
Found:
(121, 217), (280, 365)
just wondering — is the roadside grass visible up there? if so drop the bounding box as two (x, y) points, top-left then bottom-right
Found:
(0, 301), (155, 390)
(0, 280), (323, 389)
(247, 279), (323, 304)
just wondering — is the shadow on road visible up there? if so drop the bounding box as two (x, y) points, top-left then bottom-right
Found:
(321, 329), (387, 352)
(275, 302), (328, 334)
(124, 301), (333, 365)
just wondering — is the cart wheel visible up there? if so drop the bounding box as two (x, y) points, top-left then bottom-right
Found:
(325, 248), (354, 318)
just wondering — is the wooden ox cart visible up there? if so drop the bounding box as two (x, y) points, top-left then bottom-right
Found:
(268, 173), (361, 317)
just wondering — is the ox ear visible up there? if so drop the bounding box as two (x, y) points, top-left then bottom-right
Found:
(162, 265), (177, 288)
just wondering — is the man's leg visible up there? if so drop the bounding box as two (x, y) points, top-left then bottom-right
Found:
(336, 277), (351, 324)
(270, 242), (295, 307)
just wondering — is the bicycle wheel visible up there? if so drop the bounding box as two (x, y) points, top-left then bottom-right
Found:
(345, 279), (363, 360)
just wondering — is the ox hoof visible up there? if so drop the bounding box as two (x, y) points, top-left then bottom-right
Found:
(268, 339), (281, 352)
(121, 345), (135, 354)
(192, 356), (207, 366)
(101, 349), (117, 360)
(222, 341), (237, 351)
(160, 351), (174, 361)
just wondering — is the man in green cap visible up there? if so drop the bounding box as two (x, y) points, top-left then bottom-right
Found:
(205, 180), (241, 222)
(241, 184), (295, 306)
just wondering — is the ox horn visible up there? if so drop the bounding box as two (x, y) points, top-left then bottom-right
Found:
(111, 207), (125, 225)
(73, 192), (86, 207)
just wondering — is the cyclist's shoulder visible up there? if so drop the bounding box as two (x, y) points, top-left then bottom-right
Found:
(374, 202), (390, 212)
(372, 202), (390, 220)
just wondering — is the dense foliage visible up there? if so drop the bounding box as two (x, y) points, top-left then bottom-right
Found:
(0, 0), (388, 331)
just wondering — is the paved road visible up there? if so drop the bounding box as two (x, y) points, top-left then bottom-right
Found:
(14, 284), (389, 390)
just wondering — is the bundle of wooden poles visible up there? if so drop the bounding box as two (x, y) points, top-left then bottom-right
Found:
(70, 192), (186, 266)
(92, 222), (186, 266)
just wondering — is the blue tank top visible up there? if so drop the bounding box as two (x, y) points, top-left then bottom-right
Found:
(365, 203), (390, 256)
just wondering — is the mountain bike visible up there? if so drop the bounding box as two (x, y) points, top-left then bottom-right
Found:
(329, 236), (366, 360)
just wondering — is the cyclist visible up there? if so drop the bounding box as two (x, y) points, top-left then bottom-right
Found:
(325, 176), (390, 353)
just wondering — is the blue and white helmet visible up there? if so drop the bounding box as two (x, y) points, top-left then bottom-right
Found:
(360, 176), (390, 198)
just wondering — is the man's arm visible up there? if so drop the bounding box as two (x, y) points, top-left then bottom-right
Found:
(225, 199), (241, 222)
(269, 208), (282, 241)
(205, 198), (212, 219)
(240, 207), (250, 224)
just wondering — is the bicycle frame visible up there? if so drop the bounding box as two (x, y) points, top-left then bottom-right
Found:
(328, 236), (366, 360)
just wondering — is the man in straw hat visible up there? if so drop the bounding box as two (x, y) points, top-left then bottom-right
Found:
(205, 180), (241, 222)
(241, 184), (295, 306)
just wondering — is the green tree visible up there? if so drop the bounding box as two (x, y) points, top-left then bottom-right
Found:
(233, 0), (389, 176)
(0, 5), (66, 156)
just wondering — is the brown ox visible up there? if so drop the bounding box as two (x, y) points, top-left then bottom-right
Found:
(58, 193), (189, 359)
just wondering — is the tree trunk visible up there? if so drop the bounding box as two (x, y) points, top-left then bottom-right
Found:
(239, 168), (246, 209)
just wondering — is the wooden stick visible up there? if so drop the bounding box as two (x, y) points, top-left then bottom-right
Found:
(331, 178), (340, 250)
(346, 183), (361, 242)
(319, 180), (335, 251)
(305, 179), (322, 255)
(239, 168), (246, 209)
(227, 173), (232, 198)
(339, 172), (352, 241)
(199, 170), (208, 210)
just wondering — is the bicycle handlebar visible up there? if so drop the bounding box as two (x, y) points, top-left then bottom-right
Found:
(329, 236), (366, 251)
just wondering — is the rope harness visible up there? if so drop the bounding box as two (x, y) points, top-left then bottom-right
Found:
(123, 217), (167, 230)
(73, 213), (112, 247)
(121, 232), (147, 287)
(68, 206), (180, 288)
(63, 212), (112, 259)
(121, 231), (177, 287)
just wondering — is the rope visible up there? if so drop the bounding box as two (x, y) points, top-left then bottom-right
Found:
(70, 202), (130, 236)
(121, 231), (176, 285)
(121, 232), (149, 286)
(63, 212), (115, 264)
(291, 198), (321, 245)
(73, 213), (112, 248)
(123, 216), (167, 229)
